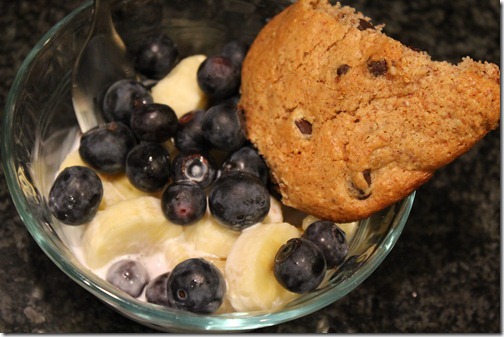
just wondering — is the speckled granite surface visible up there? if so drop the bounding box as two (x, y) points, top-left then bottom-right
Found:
(0, 0), (500, 333)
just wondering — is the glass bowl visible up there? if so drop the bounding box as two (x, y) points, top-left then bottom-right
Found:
(2, 0), (415, 332)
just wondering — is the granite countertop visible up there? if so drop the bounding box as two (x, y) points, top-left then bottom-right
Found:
(0, 0), (500, 333)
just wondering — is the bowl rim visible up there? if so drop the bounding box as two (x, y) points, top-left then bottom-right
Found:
(2, 0), (415, 331)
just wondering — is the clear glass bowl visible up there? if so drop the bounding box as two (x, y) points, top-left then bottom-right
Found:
(2, 0), (415, 332)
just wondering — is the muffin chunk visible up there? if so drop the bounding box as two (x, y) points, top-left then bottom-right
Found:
(239, 0), (500, 222)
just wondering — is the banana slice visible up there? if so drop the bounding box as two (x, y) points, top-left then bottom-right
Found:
(183, 213), (240, 258)
(335, 221), (359, 241)
(82, 196), (183, 269)
(164, 237), (208, 270)
(225, 222), (301, 312)
(103, 174), (163, 200)
(57, 149), (87, 173)
(301, 214), (320, 231)
(151, 55), (208, 118)
(263, 196), (284, 224)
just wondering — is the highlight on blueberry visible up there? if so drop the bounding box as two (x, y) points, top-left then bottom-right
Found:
(102, 79), (153, 125)
(166, 258), (226, 314)
(274, 238), (327, 294)
(79, 121), (136, 174)
(221, 40), (248, 68)
(48, 166), (103, 226)
(125, 142), (171, 192)
(208, 171), (270, 231)
(175, 109), (211, 153)
(222, 146), (269, 185)
(197, 55), (240, 99)
(145, 272), (171, 306)
(130, 103), (178, 143)
(202, 102), (246, 152)
(302, 220), (349, 269)
(172, 151), (216, 189)
(161, 180), (207, 226)
(106, 259), (150, 298)
(135, 33), (179, 80)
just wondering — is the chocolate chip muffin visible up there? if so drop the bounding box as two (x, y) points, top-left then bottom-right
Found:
(239, 0), (500, 222)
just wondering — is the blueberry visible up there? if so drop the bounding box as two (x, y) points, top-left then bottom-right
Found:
(197, 55), (240, 99)
(130, 103), (178, 143)
(208, 171), (270, 231)
(172, 152), (216, 188)
(145, 272), (171, 306)
(166, 258), (226, 314)
(106, 259), (150, 298)
(79, 122), (136, 174)
(221, 40), (248, 68)
(48, 166), (103, 226)
(202, 102), (246, 151)
(126, 143), (171, 192)
(222, 146), (269, 185)
(274, 238), (327, 294)
(206, 93), (241, 111)
(222, 94), (241, 106)
(161, 181), (207, 226)
(135, 33), (179, 80)
(102, 79), (153, 125)
(302, 220), (349, 269)
(175, 109), (211, 152)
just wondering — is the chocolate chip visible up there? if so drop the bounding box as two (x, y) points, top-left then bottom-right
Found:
(367, 59), (388, 77)
(337, 64), (351, 76)
(295, 118), (312, 135)
(362, 169), (372, 185)
(357, 18), (374, 31)
(347, 170), (372, 200)
(348, 181), (371, 200)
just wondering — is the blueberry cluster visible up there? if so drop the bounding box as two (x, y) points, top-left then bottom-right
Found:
(274, 220), (349, 294)
(51, 36), (269, 229)
(47, 33), (351, 313)
(47, 36), (268, 313)
(106, 258), (226, 315)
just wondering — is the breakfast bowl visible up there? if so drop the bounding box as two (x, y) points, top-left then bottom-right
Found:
(2, 0), (415, 332)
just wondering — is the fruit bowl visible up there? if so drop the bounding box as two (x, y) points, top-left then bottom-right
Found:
(2, 0), (414, 332)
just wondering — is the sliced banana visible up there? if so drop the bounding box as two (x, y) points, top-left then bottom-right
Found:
(103, 174), (163, 200)
(301, 214), (320, 231)
(57, 149), (87, 174)
(151, 55), (208, 118)
(183, 213), (240, 258)
(82, 196), (183, 269)
(164, 237), (209, 271)
(335, 221), (359, 241)
(263, 196), (284, 224)
(225, 222), (301, 312)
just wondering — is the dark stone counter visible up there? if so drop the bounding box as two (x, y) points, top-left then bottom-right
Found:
(0, 0), (500, 333)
